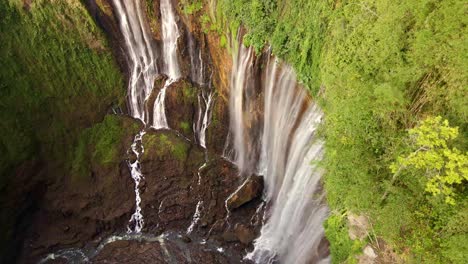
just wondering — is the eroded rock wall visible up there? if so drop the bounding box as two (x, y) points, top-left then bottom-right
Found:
(13, 1), (265, 263)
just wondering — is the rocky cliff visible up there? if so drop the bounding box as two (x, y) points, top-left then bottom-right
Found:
(1, 0), (267, 263)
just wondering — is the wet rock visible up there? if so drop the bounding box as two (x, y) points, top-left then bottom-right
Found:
(165, 79), (200, 140)
(92, 236), (248, 264)
(226, 175), (264, 210)
(222, 231), (238, 243)
(180, 234), (191, 243)
(234, 224), (255, 245)
(205, 94), (230, 155)
(17, 116), (142, 262)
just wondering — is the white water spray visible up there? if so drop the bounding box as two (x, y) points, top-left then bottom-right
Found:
(112, 0), (159, 233)
(186, 201), (203, 234)
(151, 0), (182, 128)
(223, 39), (257, 175)
(152, 78), (176, 129)
(112, 0), (157, 122)
(194, 89), (214, 148)
(160, 0), (181, 79)
(127, 131), (146, 233)
(225, 38), (330, 263)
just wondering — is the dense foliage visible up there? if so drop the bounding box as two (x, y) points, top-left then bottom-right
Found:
(213, 0), (467, 262)
(0, 0), (125, 185)
(387, 116), (467, 205)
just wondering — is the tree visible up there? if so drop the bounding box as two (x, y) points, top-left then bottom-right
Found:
(382, 116), (468, 205)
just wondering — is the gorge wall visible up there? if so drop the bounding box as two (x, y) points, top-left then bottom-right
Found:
(2, 1), (466, 264)
(1, 0), (331, 263)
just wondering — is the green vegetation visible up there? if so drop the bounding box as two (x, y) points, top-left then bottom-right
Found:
(385, 117), (467, 205)
(324, 213), (363, 263)
(95, 0), (113, 17)
(217, 0), (329, 92)
(179, 121), (191, 134)
(72, 115), (131, 182)
(179, 0), (203, 15)
(179, 0), (227, 48)
(144, 133), (189, 161)
(216, 0), (467, 262)
(144, 0), (160, 35)
(0, 0), (125, 184)
(182, 84), (197, 99)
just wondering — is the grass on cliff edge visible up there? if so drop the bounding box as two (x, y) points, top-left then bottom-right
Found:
(216, 0), (467, 262)
(0, 0), (125, 184)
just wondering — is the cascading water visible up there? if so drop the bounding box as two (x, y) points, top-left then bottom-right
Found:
(188, 35), (206, 86)
(160, 0), (181, 79)
(127, 131), (146, 233)
(113, 0), (209, 235)
(225, 38), (330, 263)
(152, 0), (182, 129)
(188, 34), (215, 149)
(112, 0), (158, 122)
(223, 40), (258, 175)
(112, 0), (161, 233)
(152, 78), (176, 129)
(194, 89), (214, 148)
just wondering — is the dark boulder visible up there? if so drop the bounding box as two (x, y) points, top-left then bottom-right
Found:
(226, 175), (264, 211)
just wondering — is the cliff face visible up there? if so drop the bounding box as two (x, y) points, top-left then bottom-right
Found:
(1, 1), (266, 263)
(0, 1), (126, 262)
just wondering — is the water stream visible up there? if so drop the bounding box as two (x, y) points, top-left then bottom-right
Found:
(113, 0), (184, 234)
(194, 89), (214, 148)
(225, 38), (330, 263)
(112, 0), (158, 122)
(77, 1), (328, 262)
(127, 131), (146, 233)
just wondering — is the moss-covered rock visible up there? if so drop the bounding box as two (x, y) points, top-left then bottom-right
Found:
(71, 115), (142, 184)
(163, 79), (200, 140)
(142, 129), (202, 165)
(0, 1), (126, 262)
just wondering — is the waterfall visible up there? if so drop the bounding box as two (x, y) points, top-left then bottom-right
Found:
(194, 89), (214, 148)
(113, 0), (161, 233)
(223, 40), (258, 175)
(113, 0), (158, 123)
(226, 39), (330, 263)
(160, 0), (181, 79)
(112, 0), (211, 234)
(112, 0), (183, 233)
(188, 33), (215, 149)
(152, 79), (176, 129)
(127, 131), (146, 233)
(188, 35), (206, 86)
(152, 0), (182, 128)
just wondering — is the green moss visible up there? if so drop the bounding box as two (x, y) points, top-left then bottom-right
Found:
(219, 35), (227, 48)
(173, 142), (189, 161)
(71, 115), (125, 181)
(91, 116), (123, 164)
(179, 121), (190, 134)
(0, 0), (125, 181)
(200, 14), (211, 34)
(95, 0), (113, 17)
(179, 0), (203, 15)
(71, 135), (91, 182)
(145, 0), (160, 35)
(182, 84), (197, 100)
(144, 132), (189, 161)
